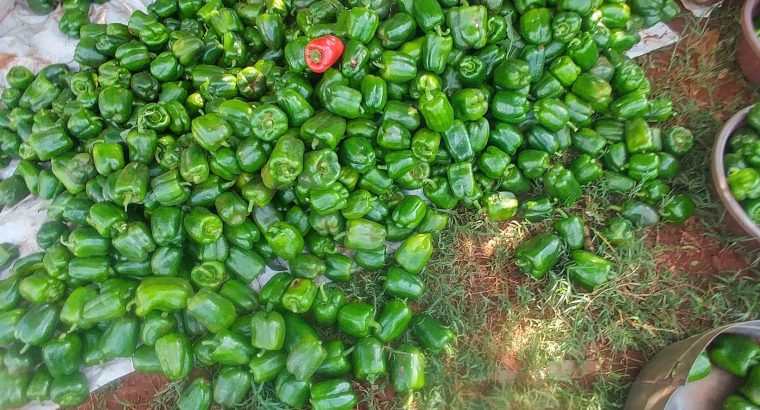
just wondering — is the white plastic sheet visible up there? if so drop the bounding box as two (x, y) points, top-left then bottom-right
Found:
(0, 0), (688, 408)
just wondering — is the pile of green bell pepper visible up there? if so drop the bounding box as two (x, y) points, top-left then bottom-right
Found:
(24, 0), (111, 39)
(725, 104), (760, 227)
(685, 333), (760, 410)
(0, 0), (697, 407)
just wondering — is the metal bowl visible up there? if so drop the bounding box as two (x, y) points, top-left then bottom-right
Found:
(625, 320), (760, 410)
(738, 0), (760, 87)
(710, 104), (760, 243)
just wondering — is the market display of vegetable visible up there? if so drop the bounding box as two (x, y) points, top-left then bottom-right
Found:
(725, 104), (760, 226)
(24, 0), (111, 39)
(0, 0), (695, 408)
(687, 334), (760, 410)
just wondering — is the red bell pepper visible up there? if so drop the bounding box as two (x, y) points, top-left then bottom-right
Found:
(305, 35), (345, 74)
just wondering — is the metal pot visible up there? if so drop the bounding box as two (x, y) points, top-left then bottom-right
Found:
(738, 0), (760, 87)
(625, 321), (760, 410)
(710, 104), (760, 245)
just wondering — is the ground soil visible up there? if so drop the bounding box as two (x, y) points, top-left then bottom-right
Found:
(651, 219), (750, 276)
(73, 373), (170, 410)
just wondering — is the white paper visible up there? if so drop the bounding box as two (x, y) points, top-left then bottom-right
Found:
(681, 0), (723, 18)
(626, 22), (681, 59)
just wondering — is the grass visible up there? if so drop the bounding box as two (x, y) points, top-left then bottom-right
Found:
(382, 3), (760, 409)
(137, 3), (760, 410)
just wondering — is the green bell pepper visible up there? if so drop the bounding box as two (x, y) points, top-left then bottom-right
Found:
(709, 334), (760, 377)
(514, 233), (563, 279)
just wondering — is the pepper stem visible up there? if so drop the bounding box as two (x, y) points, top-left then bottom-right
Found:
(309, 49), (323, 64)
(423, 179), (438, 191)
(122, 193), (132, 212)
(125, 298), (136, 312)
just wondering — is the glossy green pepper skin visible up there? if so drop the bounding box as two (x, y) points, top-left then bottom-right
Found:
(394, 233), (433, 274)
(622, 200), (660, 227)
(663, 126), (695, 156)
(281, 278), (318, 314)
(312, 286), (347, 326)
(723, 394), (760, 410)
(515, 233), (563, 279)
(572, 154), (604, 185)
(140, 312), (176, 347)
(412, 314), (455, 354)
(660, 194), (695, 224)
(544, 165), (582, 205)
(391, 344), (426, 393)
(554, 216), (586, 250)
(15, 303), (60, 347)
(186, 288), (236, 333)
(740, 366), (760, 407)
(446, 4), (487, 50)
(352, 336), (387, 382)
(0, 309), (24, 346)
(687, 350), (712, 383)
(310, 379), (357, 410)
(251, 310), (285, 351)
(374, 299), (413, 343)
(111, 221), (156, 262)
(213, 367), (252, 407)
(225, 246), (266, 283)
(178, 378), (212, 410)
(49, 372), (89, 408)
(155, 332), (193, 381)
(316, 340), (352, 377)
(709, 334), (760, 377)
(419, 90), (454, 133)
(184, 207), (223, 244)
(337, 302), (379, 338)
(324, 253), (353, 282)
(484, 192), (518, 221)
(275, 372), (311, 408)
(637, 180), (667, 207)
(19, 271), (65, 303)
(249, 350), (287, 384)
(265, 222), (305, 260)
(567, 250), (613, 290)
(25, 368), (52, 402)
(286, 337), (328, 381)
(346, 7), (380, 44)
(603, 216), (635, 246)
(100, 316), (139, 361)
(42, 333), (82, 378)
